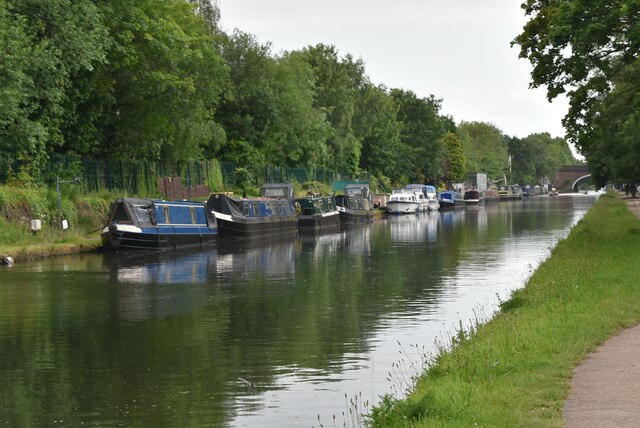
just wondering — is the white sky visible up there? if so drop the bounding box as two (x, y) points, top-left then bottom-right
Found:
(218, 0), (569, 139)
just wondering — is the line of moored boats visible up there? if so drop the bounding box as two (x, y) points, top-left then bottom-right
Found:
(100, 182), (529, 251)
(101, 182), (373, 250)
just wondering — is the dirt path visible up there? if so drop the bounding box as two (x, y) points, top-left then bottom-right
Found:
(563, 198), (640, 427)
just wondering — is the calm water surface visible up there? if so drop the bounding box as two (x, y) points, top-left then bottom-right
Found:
(0, 195), (598, 427)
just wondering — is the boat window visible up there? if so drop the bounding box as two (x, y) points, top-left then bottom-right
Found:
(190, 207), (196, 224)
(243, 202), (250, 216)
(163, 206), (170, 223)
(252, 203), (259, 216)
(111, 203), (131, 222)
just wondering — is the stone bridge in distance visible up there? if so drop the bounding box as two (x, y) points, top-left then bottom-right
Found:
(553, 165), (590, 191)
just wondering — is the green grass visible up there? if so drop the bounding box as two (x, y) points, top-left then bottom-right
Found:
(0, 185), (119, 258)
(371, 192), (640, 427)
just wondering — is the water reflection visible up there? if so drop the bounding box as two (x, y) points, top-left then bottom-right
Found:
(387, 213), (438, 242)
(0, 195), (598, 427)
(105, 248), (218, 284)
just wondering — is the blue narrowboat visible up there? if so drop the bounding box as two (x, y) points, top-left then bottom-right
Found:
(437, 190), (465, 209)
(101, 198), (218, 250)
(206, 183), (298, 238)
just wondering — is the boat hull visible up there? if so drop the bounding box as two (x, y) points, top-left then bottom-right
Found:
(338, 208), (373, 223)
(298, 211), (340, 230)
(101, 224), (217, 251)
(387, 201), (420, 215)
(215, 215), (298, 238)
(208, 188), (298, 239)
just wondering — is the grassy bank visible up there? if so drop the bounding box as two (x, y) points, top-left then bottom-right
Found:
(371, 192), (640, 427)
(0, 185), (115, 260)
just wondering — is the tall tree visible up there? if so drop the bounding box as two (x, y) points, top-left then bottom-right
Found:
(457, 121), (508, 181)
(353, 84), (401, 182)
(389, 89), (447, 183)
(508, 136), (535, 185)
(0, 0), (110, 181)
(296, 44), (364, 175)
(85, 0), (228, 163)
(263, 52), (331, 168)
(215, 32), (331, 168)
(513, 0), (640, 184)
(441, 131), (467, 185)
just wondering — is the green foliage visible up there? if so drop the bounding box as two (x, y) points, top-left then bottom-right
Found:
(0, 0), (573, 191)
(390, 89), (448, 183)
(0, 185), (114, 249)
(207, 159), (225, 192)
(355, 84), (402, 181)
(296, 44), (364, 175)
(233, 167), (253, 193)
(299, 181), (332, 196)
(0, 0), (110, 176)
(509, 133), (579, 185)
(214, 33), (332, 169)
(441, 131), (467, 183)
(513, 0), (640, 185)
(458, 121), (508, 181)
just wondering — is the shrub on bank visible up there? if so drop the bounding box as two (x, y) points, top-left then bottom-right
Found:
(0, 185), (114, 250)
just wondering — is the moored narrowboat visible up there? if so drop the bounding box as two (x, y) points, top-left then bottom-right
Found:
(498, 185), (524, 200)
(464, 189), (485, 204)
(296, 193), (340, 230)
(101, 198), (218, 251)
(207, 183), (298, 238)
(437, 190), (464, 209)
(336, 184), (374, 223)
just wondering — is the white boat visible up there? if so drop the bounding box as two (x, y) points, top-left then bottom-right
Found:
(387, 189), (421, 214)
(405, 184), (440, 211)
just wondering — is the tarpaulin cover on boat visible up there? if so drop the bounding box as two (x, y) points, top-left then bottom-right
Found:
(206, 194), (296, 222)
(108, 198), (156, 228)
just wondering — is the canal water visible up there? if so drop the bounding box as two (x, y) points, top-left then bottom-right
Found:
(0, 194), (597, 427)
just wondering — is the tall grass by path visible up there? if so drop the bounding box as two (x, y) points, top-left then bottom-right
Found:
(371, 192), (640, 427)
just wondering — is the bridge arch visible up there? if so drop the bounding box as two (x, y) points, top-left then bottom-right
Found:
(572, 174), (591, 192)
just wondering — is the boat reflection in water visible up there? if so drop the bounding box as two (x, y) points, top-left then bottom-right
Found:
(105, 248), (218, 285)
(103, 249), (218, 320)
(213, 235), (299, 279)
(387, 212), (440, 243)
(105, 235), (302, 285)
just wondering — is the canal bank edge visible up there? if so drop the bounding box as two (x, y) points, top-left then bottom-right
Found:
(370, 192), (640, 427)
(2, 241), (102, 264)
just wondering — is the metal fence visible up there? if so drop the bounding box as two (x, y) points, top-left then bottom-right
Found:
(0, 152), (345, 197)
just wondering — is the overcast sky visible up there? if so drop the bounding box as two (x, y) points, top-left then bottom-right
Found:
(218, 0), (570, 140)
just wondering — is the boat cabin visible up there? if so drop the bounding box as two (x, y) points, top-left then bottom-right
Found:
(259, 183), (295, 200)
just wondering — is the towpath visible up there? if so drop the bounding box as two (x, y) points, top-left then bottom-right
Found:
(563, 198), (640, 427)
